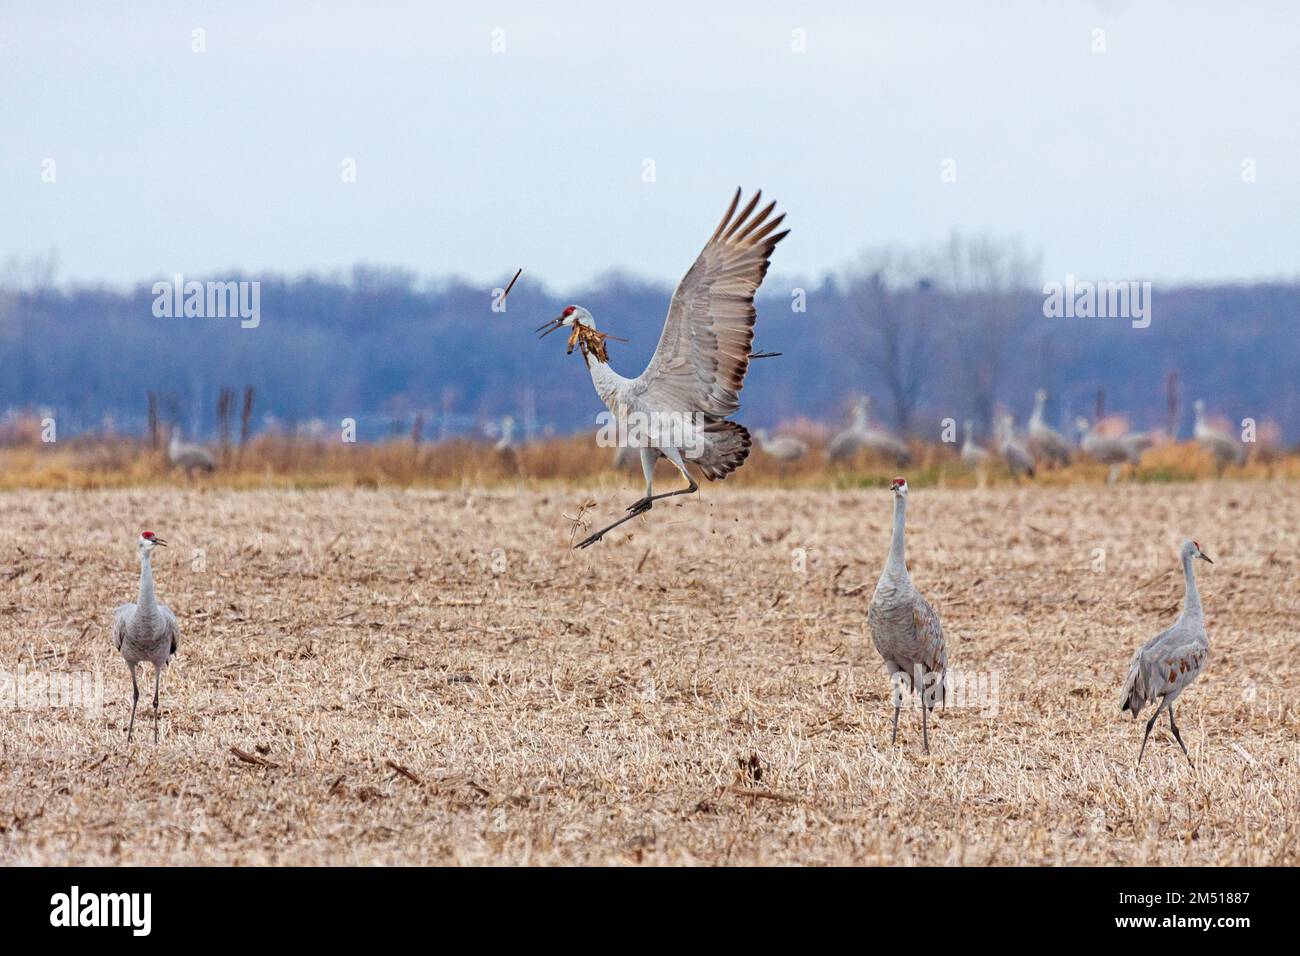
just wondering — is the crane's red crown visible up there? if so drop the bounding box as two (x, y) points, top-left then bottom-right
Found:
(1193, 540), (1200, 550)
(141, 531), (155, 539)
(891, 477), (906, 487)
(562, 306), (576, 317)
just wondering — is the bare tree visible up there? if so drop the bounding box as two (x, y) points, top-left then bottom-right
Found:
(847, 251), (938, 435)
(931, 234), (1040, 433)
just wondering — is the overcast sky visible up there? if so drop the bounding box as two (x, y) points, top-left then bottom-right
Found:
(4, 1), (1298, 291)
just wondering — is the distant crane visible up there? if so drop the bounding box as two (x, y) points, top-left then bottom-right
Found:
(1076, 417), (1150, 483)
(827, 399), (870, 464)
(868, 477), (947, 753)
(535, 187), (788, 548)
(753, 428), (808, 465)
(168, 425), (216, 477)
(111, 532), (180, 743)
(494, 414), (520, 472)
(960, 419), (990, 469)
(1027, 390), (1071, 467)
(1121, 539), (1213, 765)
(827, 397), (910, 466)
(997, 414), (1036, 478)
(1193, 399), (1246, 475)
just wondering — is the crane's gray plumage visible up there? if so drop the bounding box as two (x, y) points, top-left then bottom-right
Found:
(1077, 417), (1149, 482)
(168, 426), (216, 475)
(961, 419), (989, 468)
(1028, 390), (1071, 467)
(1193, 399), (1246, 474)
(827, 399), (869, 464)
(538, 187), (788, 548)
(868, 478), (947, 753)
(997, 414), (1036, 478)
(1121, 539), (1213, 765)
(753, 428), (808, 463)
(828, 398), (910, 465)
(112, 532), (180, 743)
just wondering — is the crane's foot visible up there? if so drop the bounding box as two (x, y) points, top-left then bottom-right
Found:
(574, 500), (652, 549)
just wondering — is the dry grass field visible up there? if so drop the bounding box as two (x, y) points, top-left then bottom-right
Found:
(1, 480), (1297, 865)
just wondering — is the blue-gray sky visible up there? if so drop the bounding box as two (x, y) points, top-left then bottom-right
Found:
(4, 1), (1298, 290)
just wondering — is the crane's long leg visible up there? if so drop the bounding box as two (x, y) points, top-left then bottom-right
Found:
(921, 697), (930, 754)
(625, 445), (698, 512)
(1137, 698), (1166, 766)
(1168, 705), (1191, 764)
(575, 446), (697, 549)
(152, 666), (162, 744)
(891, 699), (900, 745)
(126, 663), (139, 743)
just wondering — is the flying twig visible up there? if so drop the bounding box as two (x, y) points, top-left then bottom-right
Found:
(501, 268), (522, 304)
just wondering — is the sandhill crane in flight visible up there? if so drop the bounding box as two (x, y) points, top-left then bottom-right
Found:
(536, 188), (788, 548)
(1193, 400), (1246, 475)
(1121, 540), (1213, 765)
(111, 532), (180, 743)
(869, 478), (947, 753)
(168, 425), (216, 477)
(1027, 390), (1071, 467)
(997, 415), (1035, 479)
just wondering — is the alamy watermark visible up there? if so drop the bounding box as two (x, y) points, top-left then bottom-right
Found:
(152, 273), (261, 328)
(595, 410), (706, 458)
(1042, 274), (1151, 329)
(0, 663), (103, 716)
(891, 666), (1000, 717)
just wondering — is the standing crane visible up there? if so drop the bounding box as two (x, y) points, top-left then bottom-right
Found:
(827, 398), (869, 464)
(868, 477), (947, 753)
(1027, 390), (1071, 467)
(960, 419), (990, 469)
(111, 532), (180, 743)
(1076, 417), (1149, 483)
(168, 425), (216, 477)
(997, 414), (1036, 479)
(753, 428), (808, 464)
(1193, 399), (1246, 475)
(536, 188), (788, 548)
(858, 397), (912, 466)
(1121, 540), (1213, 765)
(826, 397), (910, 466)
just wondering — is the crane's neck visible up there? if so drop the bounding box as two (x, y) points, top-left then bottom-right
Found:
(1179, 552), (1203, 623)
(885, 495), (908, 579)
(137, 550), (159, 617)
(962, 423), (973, 448)
(588, 358), (629, 415)
(1030, 397), (1045, 428)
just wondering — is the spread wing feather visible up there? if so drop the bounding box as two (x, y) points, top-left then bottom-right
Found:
(630, 188), (788, 418)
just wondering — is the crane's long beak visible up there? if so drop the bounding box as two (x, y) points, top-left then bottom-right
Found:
(154, 538), (168, 547)
(536, 316), (566, 339)
(1199, 551), (1213, 563)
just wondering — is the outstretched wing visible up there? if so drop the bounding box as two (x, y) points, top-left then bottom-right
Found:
(631, 188), (788, 418)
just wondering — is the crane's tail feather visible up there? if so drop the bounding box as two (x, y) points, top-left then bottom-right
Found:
(694, 421), (751, 481)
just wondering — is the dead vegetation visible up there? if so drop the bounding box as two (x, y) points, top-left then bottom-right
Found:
(1, 433), (1296, 491)
(0, 482), (1296, 865)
